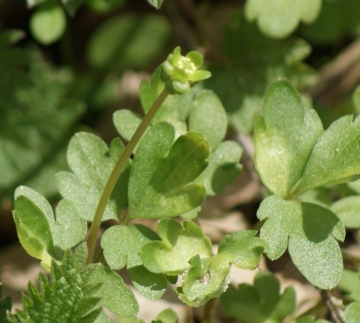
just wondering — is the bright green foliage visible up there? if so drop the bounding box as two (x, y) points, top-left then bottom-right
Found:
(221, 271), (296, 323)
(257, 195), (345, 289)
(7, 246), (137, 322)
(0, 33), (84, 199)
(56, 133), (131, 221)
(176, 231), (265, 306)
(254, 79), (323, 199)
(152, 308), (178, 323)
(206, 16), (316, 134)
(87, 0), (126, 13)
(331, 196), (360, 228)
(30, 0), (66, 44)
(160, 47), (211, 94)
(101, 224), (167, 300)
(141, 219), (213, 275)
(255, 79), (360, 199)
(87, 14), (171, 70)
(115, 69), (242, 197)
(345, 302), (360, 323)
(245, 0), (322, 38)
(0, 283), (12, 322)
(147, 0), (164, 9)
(13, 186), (87, 269)
(128, 122), (209, 219)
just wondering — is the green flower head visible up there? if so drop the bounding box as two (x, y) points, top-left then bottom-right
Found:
(160, 47), (211, 95)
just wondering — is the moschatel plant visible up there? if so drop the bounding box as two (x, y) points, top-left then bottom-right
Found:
(5, 45), (360, 322)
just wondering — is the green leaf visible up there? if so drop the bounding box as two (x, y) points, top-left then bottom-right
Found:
(113, 110), (142, 142)
(152, 309), (178, 323)
(176, 254), (231, 307)
(101, 224), (167, 300)
(254, 79), (323, 199)
(56, 133), (131, 221)
(8, 248), (104, 322)
(0, 41), (84, 199)
(257, 195), (345, 289)
(345, 302), (360, 323)
(188, 90), (227, 151)
(30, 0), (66, 44)
(87, 14), (170, 70)
(88, 264), (139, 317)
(195, 141), (242, 195)
(141, 219), (212, 275)
(14, 186), (87, 266)
(245, 0), (322, 38)
(26, 0), (46, 8)
(13, 193), (55, 269)
(221, 271), (296, 323)
(0, 283), (12, 322)
(293, 115), (360, 196)
(147, 0), (164, 9)
(61, 0), (85, 15)
(218, 230), (267, 269)
(206, 16), (316, 134)
(128, 122), (209, 219)
(331, 196), (360, 228)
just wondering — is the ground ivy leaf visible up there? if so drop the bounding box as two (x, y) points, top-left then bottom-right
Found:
(258, 195), (345, 289)
(176, 254), (231, 307)
(88, 264), (139, 317)
(254, 79), (323, 199)
(188, 90), (227, 151)
(245, 0), (322, 38)
(221, 271), (296, 323)
(13, 188), (55, 269)
(195, 141), (242, 195)
(56, 133), (131, 221)
(293, 115), (360, 196)
(331, 196), (360, 228)
(141, 219), (213, 275)
(128, 122), (209, 219)
(101, 224), (166, 300)
(218, 230), (267, 269)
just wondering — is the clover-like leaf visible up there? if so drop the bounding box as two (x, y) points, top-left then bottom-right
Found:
(56, 133), (131, 221)
(218, 230), (267, 269)
(245, 0), (322, 38)
(128, 122), (209, 219)
(176, 254), (231, 307)
(221, 271), (296, 323)
(101, 224), (167, 300)
(141, 219), (212, 275)
(292, 115), (360, 196)
(14, 186), (87, 268)
(257, 195), (345, 289)
(254, 79), (323, 199)
(331, 196), (360, 228)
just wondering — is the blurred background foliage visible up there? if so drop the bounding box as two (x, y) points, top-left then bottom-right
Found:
(1, 0), (360, 247)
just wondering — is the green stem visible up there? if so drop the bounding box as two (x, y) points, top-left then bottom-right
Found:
(202, 297), (218, 323)
(86, 88), (169, 263)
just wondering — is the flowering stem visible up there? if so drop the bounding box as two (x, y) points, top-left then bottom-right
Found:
(86, 88), (169, 264)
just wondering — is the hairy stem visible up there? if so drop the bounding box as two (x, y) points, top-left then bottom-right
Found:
(86, 88), (169, 263)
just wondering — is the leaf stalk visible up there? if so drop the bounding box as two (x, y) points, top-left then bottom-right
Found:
(86, 88), (169, 263)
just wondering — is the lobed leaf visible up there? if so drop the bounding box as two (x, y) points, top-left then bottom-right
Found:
(56, 133), (131, 221)
(0, 283), (12, 322)
(128, 122), (209, 219)
(254, 79), (323, 199)
(221, 271), (296, 323)
(245, 0), (322, 38)
(101, 224), (167, 300)
(331, 196), (360, 228)
(141, 219), (212, 275)
(257, 195), (345, 289)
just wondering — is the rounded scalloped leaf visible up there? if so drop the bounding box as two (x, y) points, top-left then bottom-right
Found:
(141, 219), (212, 275)
(331, 196), (360, 228)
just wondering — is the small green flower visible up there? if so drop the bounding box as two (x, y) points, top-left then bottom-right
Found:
(160, 47), (211, 95)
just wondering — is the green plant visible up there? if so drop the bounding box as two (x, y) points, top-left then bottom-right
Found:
(5, 0), (360, 322)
